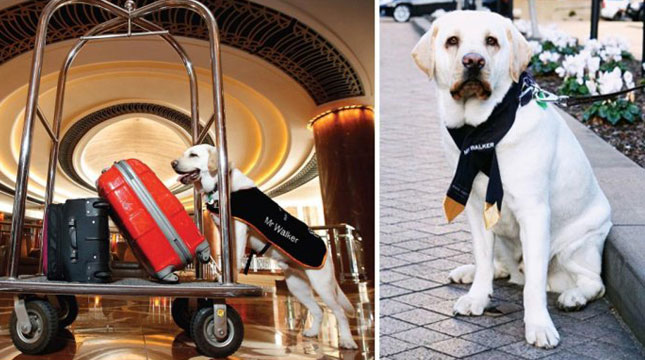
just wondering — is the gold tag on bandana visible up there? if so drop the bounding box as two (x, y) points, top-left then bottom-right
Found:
(483, 202), (500, 229)
(443, 197), (501, 230)
(443, 196), (465, 223)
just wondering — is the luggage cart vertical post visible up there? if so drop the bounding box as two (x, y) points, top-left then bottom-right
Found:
(8, 0), (129, 280)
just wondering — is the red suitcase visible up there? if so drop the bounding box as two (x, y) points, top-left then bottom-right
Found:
(97, 159), (210, 282)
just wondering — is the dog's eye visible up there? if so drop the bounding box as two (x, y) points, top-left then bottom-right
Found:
(189, 153), (198, 158)
(486, 36), (498, 46)
(446, 36), (459, 47)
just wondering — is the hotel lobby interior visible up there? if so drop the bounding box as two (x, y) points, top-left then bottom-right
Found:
(0, 0), (375, 358)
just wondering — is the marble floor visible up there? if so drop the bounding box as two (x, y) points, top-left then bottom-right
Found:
(0, 282), (374, 360)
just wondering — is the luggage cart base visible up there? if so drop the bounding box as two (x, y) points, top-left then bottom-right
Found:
(0, 276), (263, 297)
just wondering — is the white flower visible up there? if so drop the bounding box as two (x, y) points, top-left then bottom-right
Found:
(601, 36), (630, 53)
(586, 56), (600, 77)
(583, 39), (602, 56)
(576, 76), (584, 85)
(559, 53), (586, 79)
(528, 40), (543, 55)
(539, 51), (560, 64)
(599, 46), (622, 63)
(623, 71), (635, 89)
(586, 79), (598, 95)
(555, 66), (566, 78)
(597, 67), (623, 95)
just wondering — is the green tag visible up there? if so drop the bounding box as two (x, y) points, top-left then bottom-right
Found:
(536, 92), (548, 109)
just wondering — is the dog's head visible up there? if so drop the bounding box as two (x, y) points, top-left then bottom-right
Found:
(171, 144), (218, 188)
(412, 11), (531, 102)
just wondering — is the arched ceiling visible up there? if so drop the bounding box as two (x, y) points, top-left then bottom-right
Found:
(0, 0), (374, 215)
(0, 0), (367, 105)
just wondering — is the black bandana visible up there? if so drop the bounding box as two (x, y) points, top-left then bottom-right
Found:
(206, 187), (327, 268)
(444, 72), (535, 229)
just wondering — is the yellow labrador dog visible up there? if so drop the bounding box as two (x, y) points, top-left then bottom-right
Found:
(412, 11), (611, 348)
(172, 144), (358, 349)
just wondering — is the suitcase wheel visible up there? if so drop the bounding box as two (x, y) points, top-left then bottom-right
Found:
(172, 298), (213, 332)
(171, 298), (192, 332)
(9, 299), (59, 355)
(55, 295), (78, 328)
(190, 304), (244, 358)
(161, 272), (179, 283)
(198, 250), (211, 263)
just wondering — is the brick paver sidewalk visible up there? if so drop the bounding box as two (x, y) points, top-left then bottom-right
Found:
(378, 18), (645, 360)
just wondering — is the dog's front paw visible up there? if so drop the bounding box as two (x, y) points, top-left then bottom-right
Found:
(339, 337), (358, 349)
(525, 319), (560, 349)
(302, 328), (319, 338)
(557, 288), (587, 312)
(453, 294), (489, 316)
(449, 264), (475, 284)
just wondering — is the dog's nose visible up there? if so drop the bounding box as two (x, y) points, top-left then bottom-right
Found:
(171, 160), (178, 168)
(462, 53), (485, 70)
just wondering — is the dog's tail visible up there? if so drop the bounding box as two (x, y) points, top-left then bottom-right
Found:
(335, 282), (355, 317)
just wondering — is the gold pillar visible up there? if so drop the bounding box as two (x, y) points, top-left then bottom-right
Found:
(311, 106), (375, 281)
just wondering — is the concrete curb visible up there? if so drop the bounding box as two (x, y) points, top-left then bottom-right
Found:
(411, 15), (645, 345)
(561, 108), (645, 346)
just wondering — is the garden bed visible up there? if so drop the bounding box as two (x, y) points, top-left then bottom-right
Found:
(536, 60), (645, 167)
(520, 19), (645, 168)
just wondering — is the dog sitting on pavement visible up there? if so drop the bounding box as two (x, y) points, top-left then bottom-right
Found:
(411, 11), (612, 348)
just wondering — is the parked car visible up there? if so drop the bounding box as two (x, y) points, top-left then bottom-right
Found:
(600, 0), (630, 20)
(380, 0), (457, 23)
(380, 0), (507, 23)
(625, 0), (644, 21)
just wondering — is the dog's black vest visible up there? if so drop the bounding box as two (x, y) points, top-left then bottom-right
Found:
(444, 72), (535, 229)
(207, 188), (327, 269)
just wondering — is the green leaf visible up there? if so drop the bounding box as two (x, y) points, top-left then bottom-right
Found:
(628, 104), (641, 115)
(623, 111), (634, 123)
(608, 111), (620, 125)
(598, 107), (608, 119)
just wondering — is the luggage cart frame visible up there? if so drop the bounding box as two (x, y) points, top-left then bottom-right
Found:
(0, 0), (260, 357)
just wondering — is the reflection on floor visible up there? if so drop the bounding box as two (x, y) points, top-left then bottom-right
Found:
(0, 282), (374, 359)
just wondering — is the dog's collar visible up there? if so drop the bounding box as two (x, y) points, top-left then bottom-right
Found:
(444, 72), (534, 229)
(205, 183), (218, 205)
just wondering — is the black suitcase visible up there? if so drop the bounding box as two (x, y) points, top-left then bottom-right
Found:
(44, 198), (112, 283)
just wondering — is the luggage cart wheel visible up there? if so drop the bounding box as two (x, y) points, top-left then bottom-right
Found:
(56, 295), (79, 328)
(9, 299), (59, 355)
(171, 298), (192, 332)
(190, 304), (243, 358)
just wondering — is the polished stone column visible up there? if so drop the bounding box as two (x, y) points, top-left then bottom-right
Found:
(312, 106), (374, 281)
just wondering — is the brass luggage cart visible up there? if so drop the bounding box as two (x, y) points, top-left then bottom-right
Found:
(0, 0), (262, 357)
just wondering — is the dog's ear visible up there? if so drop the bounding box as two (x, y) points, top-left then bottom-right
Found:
(207, 147), (218, 174)
(506, 22), (532, 83)
(411, 24), (439, 79)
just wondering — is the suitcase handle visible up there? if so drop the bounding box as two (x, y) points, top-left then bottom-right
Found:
(68, 218), (77, 262)
(93, 201), (110, 210)
(94, 271), (111, 280)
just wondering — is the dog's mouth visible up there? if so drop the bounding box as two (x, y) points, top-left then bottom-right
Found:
(175, 169), (201, 185)
(450, 78), (492, 101)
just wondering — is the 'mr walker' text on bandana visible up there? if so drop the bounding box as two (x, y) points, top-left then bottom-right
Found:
(444, 72), (536, 229)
